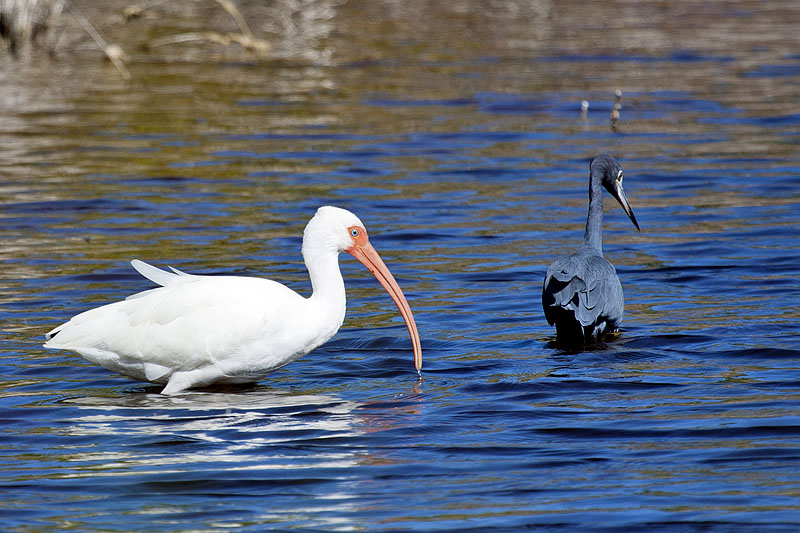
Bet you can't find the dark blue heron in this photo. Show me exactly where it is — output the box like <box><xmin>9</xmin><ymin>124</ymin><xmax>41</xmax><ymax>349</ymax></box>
<box><xmin>542</xmin><ymin>154</ymin><xmax>640</xmax><ymax>345</ymax></box>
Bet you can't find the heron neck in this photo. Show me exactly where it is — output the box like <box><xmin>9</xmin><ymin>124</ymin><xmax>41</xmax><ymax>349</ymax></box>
<box><xmin>582</xmin><ymin>178</ymin><xmax>604</xmax><ymax>254</ymax></box>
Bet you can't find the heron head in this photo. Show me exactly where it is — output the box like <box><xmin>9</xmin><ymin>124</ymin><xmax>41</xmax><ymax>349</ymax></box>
<box><xmin>592</xmin><ymin>154</ymin><xmax>640</xmax><ymax>231</ymax></box>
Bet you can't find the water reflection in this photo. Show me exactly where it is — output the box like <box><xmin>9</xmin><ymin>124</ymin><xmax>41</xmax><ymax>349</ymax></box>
<box><xmin>57</xmin><ymin>390</ymin><xmax>363</xmax><ymax>467</ymax></box>
<box><xmin>0</xmin><ymin>370</ymin><xmax>431</xmax><ymax>525</ymax></box>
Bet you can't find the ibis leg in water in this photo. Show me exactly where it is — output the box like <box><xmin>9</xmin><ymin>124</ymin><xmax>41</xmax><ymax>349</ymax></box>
<box><xmin>542</xmin><ymin>154</ymin><xmax>640</xmax><ymax>346</ymax></box>
<box><xmin>44</xmin><ymin>206</ymin><xmax>422</xmax><ymax>395</ymax></box>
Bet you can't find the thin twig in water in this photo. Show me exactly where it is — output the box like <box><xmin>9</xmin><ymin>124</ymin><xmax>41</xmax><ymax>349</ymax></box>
<box><xmin>214</xmin><ymin>0</ymin><xmax>253</xmax><ymax>40</ymax></box>
<box><xmin>213</xmin><ymin>0</ymin><xmax>268</xmax><ymax>55</ymax></box>
<box><xmin>147</xmin><ymin>32</ymin><xmax>228</xmax><ymax>49</ymax></box>
<box><xmin>143</xmin><ymin>0</ymin><xmax>268</xmax><ymax>56</ymax></box>
<box><xmin>68</xmin><ymin>4</ymin><xmax>130</xmax><ymax>79</ymax></box>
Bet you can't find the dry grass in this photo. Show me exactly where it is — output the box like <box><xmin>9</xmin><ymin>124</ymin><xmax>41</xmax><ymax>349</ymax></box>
<box><xmin>1</xmin><ymin>0</ymin><xmax>270</xmax><ymax>77</ymax></box>
<box><xmin>0</xmin><ymin>0</ymin><xmax>66</xmax><ymax>55</ymax></box>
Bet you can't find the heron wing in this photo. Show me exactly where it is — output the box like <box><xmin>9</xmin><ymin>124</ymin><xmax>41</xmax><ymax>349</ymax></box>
<box><xmin>542</xmin><ymin>252</ymin><xmax>624</xmax><ymax>330</ymax></box>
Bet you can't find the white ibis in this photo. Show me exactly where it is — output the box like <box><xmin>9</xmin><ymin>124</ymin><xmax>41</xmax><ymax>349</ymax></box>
<box><xmin>44</xmin><ymin>206</ymin><xmax>422</xmax><ymax>394</ymax></box>
<box><xmin>542</xmin><ymin>155</ymin><xmax>640</xmax><ymax>345</ymax></box>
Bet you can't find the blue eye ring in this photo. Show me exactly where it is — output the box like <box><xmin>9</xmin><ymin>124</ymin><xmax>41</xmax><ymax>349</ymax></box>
<box><xmin>350</xmin><ymin>228</ymin><xmax>360</xmax><ymax>237</ymax></box>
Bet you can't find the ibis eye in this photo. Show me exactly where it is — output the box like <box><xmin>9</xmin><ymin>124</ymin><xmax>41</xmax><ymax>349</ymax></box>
<box><xmin>350</xmin><ymin>228</ymin><xmax>360</xmax><ymax>237</ymax></box>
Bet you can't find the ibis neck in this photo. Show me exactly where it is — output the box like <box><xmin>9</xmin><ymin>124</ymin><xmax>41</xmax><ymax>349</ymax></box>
<box><xmin>303</xmin><ymin>245</ymin><xmax>347</xmax><ymax>314</ymax></box>
<box><xmin>582</xmin><ymin>178</ymin><xmax>604</xmax><ymax>254</ymax></box>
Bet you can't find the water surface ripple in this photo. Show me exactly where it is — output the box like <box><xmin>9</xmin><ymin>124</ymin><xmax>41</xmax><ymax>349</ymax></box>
<box><xmin>1</xmin><ymin>1</ymin><xmax>799</xmax><ymax>530</ymax></box>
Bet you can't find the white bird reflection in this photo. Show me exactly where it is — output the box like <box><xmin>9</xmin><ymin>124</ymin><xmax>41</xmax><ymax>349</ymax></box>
<box><xmin>40</xmin><ymin>384</ymin><xmax>424</xmax><ymax>529</ymax></box>
<box><xmin>58</xmin><ymin>389</ymin><xmax>365</xmax><ymax>476</ymax></box>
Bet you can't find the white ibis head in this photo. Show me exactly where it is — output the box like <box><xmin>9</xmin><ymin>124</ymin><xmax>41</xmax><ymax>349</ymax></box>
<box><xmin>304</xmin><ymin>206</ymin><xmax>423</xmax><ymax>372</ymax></box>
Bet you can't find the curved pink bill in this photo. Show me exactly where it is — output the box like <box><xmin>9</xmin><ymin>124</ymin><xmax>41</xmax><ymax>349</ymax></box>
<box><xmin>347</xmin><ymin>238</ymin><xmax>422</xmax><ymax>373</ymax></box>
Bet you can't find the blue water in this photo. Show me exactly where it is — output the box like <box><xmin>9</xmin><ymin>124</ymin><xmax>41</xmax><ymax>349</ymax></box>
<box><xmin>2</xmin><ymin>1</ymin><xmax>800</xmax><ymax>530</ymax></box>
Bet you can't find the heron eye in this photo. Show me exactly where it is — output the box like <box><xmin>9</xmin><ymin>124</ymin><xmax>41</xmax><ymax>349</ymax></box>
<box><xmin>350</xmin><ymin>228</ymin><xmax>360</xmax><ymax>237</ymax></box>
<box><xmin>617</xmin><ymin>170</ymin><xmax>623</xmax><ymax>183</ymax></box>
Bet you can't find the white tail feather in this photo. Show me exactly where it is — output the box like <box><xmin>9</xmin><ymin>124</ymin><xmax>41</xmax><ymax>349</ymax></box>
<box><xmin>131</xmin><ymin>259</ymin><xmax>184</xmax><ymax>287</ymax></box>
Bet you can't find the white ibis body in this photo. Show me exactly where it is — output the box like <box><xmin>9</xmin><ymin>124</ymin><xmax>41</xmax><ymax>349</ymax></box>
<box><xmin>542</xmin><ymin>155</ymin><xmax>640</xmax><ymax>345</ymax></box>
<box><xmin>44</xmin><ymin>206</ymin><xmax>422</xmax><ymax>394</ymax></box>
